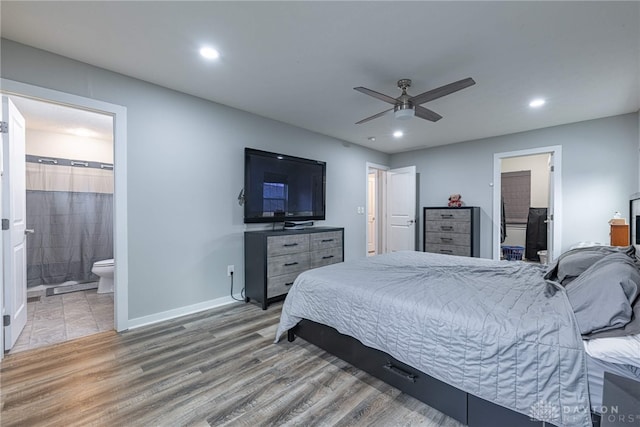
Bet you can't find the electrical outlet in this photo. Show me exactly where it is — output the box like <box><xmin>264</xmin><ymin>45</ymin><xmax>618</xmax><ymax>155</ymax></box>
<box><xmin>227</xmin><ymin>265</ymin><xmax>234</xmax><ymax>276</ymax></box>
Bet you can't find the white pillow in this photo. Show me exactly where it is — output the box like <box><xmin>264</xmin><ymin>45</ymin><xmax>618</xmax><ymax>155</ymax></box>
<box><xmin>583</xmin><ymin>334</ymin><xmax>640</xmax><ymax>367</ymax></box>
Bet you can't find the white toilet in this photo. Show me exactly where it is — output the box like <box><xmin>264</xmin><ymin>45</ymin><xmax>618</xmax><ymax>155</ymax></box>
<box><xmin>92</xmin><ymin>259</ymin><xmax>114</xmax><ymax>293</ymax></box>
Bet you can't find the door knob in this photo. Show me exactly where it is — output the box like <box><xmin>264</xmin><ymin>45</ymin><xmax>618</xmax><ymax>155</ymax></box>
<box><xmin>25</xmin><ymin>229</ymin><xmax>35</xmax><ymax>235</ymax></box>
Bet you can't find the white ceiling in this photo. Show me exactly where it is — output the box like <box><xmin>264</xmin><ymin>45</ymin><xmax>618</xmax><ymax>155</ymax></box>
<box><xmin>1</xmin><ymin>1</ymin><xmax>639</xmax><ymax>154</ymax></box>
<box><xmin>9</xmin><ymin>96</ymin><xmax>113</xmax><ymax>141</ymax></box>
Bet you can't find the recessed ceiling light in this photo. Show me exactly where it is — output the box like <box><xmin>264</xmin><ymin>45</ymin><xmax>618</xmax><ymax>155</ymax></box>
<box><xmin>393</xmin><ymin>131</ymin><xmax>403</xmax><ymax>138</ymax></box>
<box><xmin>529</xmin><ymin>98</ymin><xmax>546</xmax><ymax>108</ymax></box>
<box><xmin>368</xmin><ymin>136</ymin><xmax>376</xmax><ymax>142</ymax></box>
<box><xmin>199</xmin><ymin>47</ymin><xmax>220</xmax><ymax>60</ymax></box>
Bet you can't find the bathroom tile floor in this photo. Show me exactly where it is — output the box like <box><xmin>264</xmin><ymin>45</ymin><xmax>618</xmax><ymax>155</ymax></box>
<box><xmin>9</xmin><ymin>285</ymin><xmax>114</xmax><ymax>354</ymax></box>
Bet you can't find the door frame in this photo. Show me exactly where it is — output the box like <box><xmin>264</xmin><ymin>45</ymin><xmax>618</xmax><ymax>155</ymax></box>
<box><xmin>0</xmin><ymin>78</ymin><xmax>129</xmax><ymax>341</ymax></box>
<box><xmin>365</xmin><ymin>162</ymin><xmax>389</xmax><ymax>256</ymax></box>
<box><xmin>492</xmin><ymin>145</ymin><xmax>562</xmax><ymax>261</ymax></box>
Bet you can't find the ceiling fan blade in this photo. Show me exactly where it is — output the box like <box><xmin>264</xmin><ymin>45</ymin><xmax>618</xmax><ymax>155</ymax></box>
<box><xmin>409</xmin><ymin>77</ymin><xmax>476</xmax><ymax>106</ymax></box>
<box><xmin>355</xmin><ymin>108</ymin><xmax>394</xmax><ymax>124</ymax></box>
<box><xmin>414</xmin><ymin>106</ymin><xmax>443</xmax><ymax>122</ymax></box>
<box><xmin>354</xmin><ymin>87</ymin><xmax>398</xmax><ymax>105</ymax></box>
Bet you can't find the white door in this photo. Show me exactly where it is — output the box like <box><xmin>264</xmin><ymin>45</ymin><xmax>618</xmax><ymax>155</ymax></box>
<box><xmin>546</xmin><ymin>154</ymin><xmax>555</xmax><ymax>261</ymax></box>
<box><xmin>367</xmin><ymin>172</ymin><xmax>377</xmax><ymax>255</ymax></box>
<box><xmin>386</xmin><ymin>166</ymin><xmax>417</xmax><ymax>252</ymax></box>
<box><xmin>2</xmin><ymin>96</ymin><xmax>28</xmax><ymax>351</ymax></box>
<box><xmin>0</xmin><ymin>100</ymin><xmax>3</xmax><ymax>357</ymax></box>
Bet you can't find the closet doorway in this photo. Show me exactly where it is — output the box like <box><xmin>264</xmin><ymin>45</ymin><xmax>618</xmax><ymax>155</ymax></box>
<box><xmin>492</xmin><ymin>146</ymin><xmax>562</xmax><ymax>262</ymax></box>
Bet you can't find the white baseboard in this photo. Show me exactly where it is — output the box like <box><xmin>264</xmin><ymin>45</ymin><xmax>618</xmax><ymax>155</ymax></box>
<box><xmin>127</xmin><ymin>293</ymin><xmax>244</xmax><ymax>330</ymax></box>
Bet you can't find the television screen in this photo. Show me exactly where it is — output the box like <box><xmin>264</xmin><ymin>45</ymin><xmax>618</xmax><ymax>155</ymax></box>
<box><xmin>244</xmin><ymin>148</ymin><xmax>326</xmax><ymax>223</ymax></box>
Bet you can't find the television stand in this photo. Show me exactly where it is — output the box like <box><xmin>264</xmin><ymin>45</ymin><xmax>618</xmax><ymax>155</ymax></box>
<box><xmin>244</xmin><ymin>227</ymin><xmax>344</xmax><ymax>309</ymax></box>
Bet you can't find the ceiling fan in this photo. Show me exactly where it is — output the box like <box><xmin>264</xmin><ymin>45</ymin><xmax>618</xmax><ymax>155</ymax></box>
<box><xmin>353</xmin><ymin>77</ymin><xmax>476</xmax><ymax>124</ymax></box>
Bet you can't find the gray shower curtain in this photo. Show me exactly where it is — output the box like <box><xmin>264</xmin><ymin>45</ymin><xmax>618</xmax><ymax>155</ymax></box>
<box><xmin>25</xmin><ymin>156</ymin><xmax>114</xmax><ymax>287</ymax></box>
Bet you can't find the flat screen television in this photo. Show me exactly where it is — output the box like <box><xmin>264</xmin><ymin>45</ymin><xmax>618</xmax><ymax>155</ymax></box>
<box><xmin>244</xmin><ymin>148</ymin><xmax>326</xmax><ymax>223</ymax></box>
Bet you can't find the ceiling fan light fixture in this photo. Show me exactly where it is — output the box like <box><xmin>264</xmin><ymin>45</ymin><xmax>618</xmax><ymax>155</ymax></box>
<box><xmin>354</xmin><ymin>77</ymin><xmax>475</xmax><ymax>125</ymax></box>
<box><xmin>394</xmin><ymin>107</ymin><xmax>414</xmax><ymax>120</ymax></box>
<box><xmin>393</xmin><ymin>130</ymin><xmax>404</xmax><ymax>138</ymax></box>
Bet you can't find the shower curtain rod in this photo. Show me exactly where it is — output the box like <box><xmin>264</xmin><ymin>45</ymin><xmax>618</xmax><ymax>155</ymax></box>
<box><xmin>26</xmin><ymin>155</ymin><xmax>113</xmax><ymax>171</ymax></box>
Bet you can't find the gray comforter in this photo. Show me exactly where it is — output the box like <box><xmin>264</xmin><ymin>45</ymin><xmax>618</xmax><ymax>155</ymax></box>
<box><xmin>275</xmin><ymin>251</ymin><xmax>592</xmax><ymax>427</ymax></box>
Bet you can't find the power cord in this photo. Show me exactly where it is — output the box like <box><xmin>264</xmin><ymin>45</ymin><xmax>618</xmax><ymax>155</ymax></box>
<box><xmin>230</xmin><ymin>271</ymin><xmax>245</xmax><ymax>302</ymax></box>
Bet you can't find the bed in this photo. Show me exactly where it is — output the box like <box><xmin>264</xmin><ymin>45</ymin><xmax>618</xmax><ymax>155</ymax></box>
<box><xmin>275</xmin><ymin>249</ymin><xmax>640</xmax><ymax>427</ymax></box>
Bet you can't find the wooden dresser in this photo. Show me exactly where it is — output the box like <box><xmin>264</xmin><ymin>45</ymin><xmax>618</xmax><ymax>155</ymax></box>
<box><xmin>423</xmin><ymin>207</ymin><xmax>480</xmax><ymax>257</ymax></box>
<box><xmin>244</xmin><ymin>227</ymin><xmax>344</xmax><ymax>309</ymax></box>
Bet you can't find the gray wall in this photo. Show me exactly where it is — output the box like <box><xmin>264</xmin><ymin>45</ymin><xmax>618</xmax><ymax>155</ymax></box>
<box><xmin>391</xmin><ymin>113</ymin><xmax>640</xmax><ymax>258</ymax></box>
<box><xmin>1</xmin><ymin>40</ymin><xmax>389</xmax><ymax>319</ymax></box>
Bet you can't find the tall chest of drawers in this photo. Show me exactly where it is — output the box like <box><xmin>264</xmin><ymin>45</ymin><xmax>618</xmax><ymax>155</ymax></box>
<box><xmin>423</xmin><ymin>207</ymin><xmax>480</xmax><ymax>257</ymax></box>
<box><xmin>244</xmin><ymin>227</ymin><xmax>344</xmax><ymax>309</ymax></box>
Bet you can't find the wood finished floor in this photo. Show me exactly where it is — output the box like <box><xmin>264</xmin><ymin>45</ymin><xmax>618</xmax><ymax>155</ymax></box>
<box><xmin>0</xmin><ymin>301</ymin><xmax>463</xmax><ymax>427</ymax></box>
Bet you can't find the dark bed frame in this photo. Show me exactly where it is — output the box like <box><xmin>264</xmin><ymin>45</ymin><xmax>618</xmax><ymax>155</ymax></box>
<box><xmin>288</xmin><ymin>319</ymin><xmax>601</xmax><ymax>427</ymax></box>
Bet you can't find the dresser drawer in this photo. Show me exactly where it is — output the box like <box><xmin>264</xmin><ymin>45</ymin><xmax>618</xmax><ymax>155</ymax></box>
<box><xmin>267</xmin><ymin>234</ymin><xmax>309</xmax><ymax>256</ymax></box>
<box><xmin>267</xmin><ymin>252</ymin><xmax>310</xmax><ymax>277</ymax></box>
<box><xmin>425</xmin><ymin>221</ymin><xmax>471</xmax><ymax>234</ymax></box>
<box><xmin>424</xmin><ymin>243</ymin><xmax>470</xmax><ymax>257</ymax></box>
<box><xmin>425</xmin><ymin>209</ymin><xmax>470</xmax><ymax>222</ymax></box>
<box><xmin>267</xmin><ymin>272</ymin><xmax>300</xmax><ymax>297</ymax></box>
<box><xmin>423</xmin><ymin>207</ymin><xmax>479</xmax><ymax>258</ymax></box>
<box><xmin>310</xmin><ymin>247</ymin><xmax>343</xmax><ymax>268</ymax></box>
<box><xmin>245</xmin><ymin>227</ymin><xmax>345</xmax><ymax>309</ymax></box>
<box><xmin>424</xmin><ymin>232</ymin><xmax>470</xmax><ymax>246</ymax></box>
<box><xmin>310</xmin><ymin>231</ymin><xmax>343</xmax><ymax>251</ymax></box>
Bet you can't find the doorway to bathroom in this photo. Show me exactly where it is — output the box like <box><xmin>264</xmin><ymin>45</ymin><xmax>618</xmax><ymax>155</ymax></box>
<box><xmin>5</xmin><ymin>95</ymin><xmax>115</xmax><ymax>354</ymax></box>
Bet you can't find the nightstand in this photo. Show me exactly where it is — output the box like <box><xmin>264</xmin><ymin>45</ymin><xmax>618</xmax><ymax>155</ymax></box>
<box><xmin>610</xmin><ymin>224</ymin><xmax>630</xmax><ymax>246</ymax></box>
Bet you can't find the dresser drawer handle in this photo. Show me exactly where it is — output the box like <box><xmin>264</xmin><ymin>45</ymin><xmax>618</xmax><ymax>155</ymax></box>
<box><xmin>285</xmin><ymin>282</ymin><xmax>294</xmax><ymax>286</ymax></box>
<box><xmin>321</xmin><ymin>238</ymin><xmax>335</xmax><ymax>242</ymax></box>
<box><xmin>284</xmin><ymin>262</ymin><xmax>299</xmax><ymax>267</ymax></box>
<box><xmin>322</xmin><ymin>255</ymin><xmax>334</xmax><ymax>259</ymax></box>
<box><xmin>440</xmin><ymin>214</ymin><xmax>454</xmax><ymax>219</ymax></box>
<box><xmin>283</xmin><ymin>243</ymin><xmax>299</xmax><ymax>247</ymax></box>
<box><xmin>383</xmin><ymin>363</ymin><xmax>417</xmax><ymax>383</ymax></box>
<box><xmin>440</xmin><ymin>226</ymin><xmax>454</xmax><ymax>231</ymax></box>
<box><xmin>439</xmin><ymin>249</ymin><xmax>453</xmax><ymax>254</ymax></box>
<box><xmin>440</xmin><ymin>237</ymin><xmax>453</xmax><ymax>242</ymax></box>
